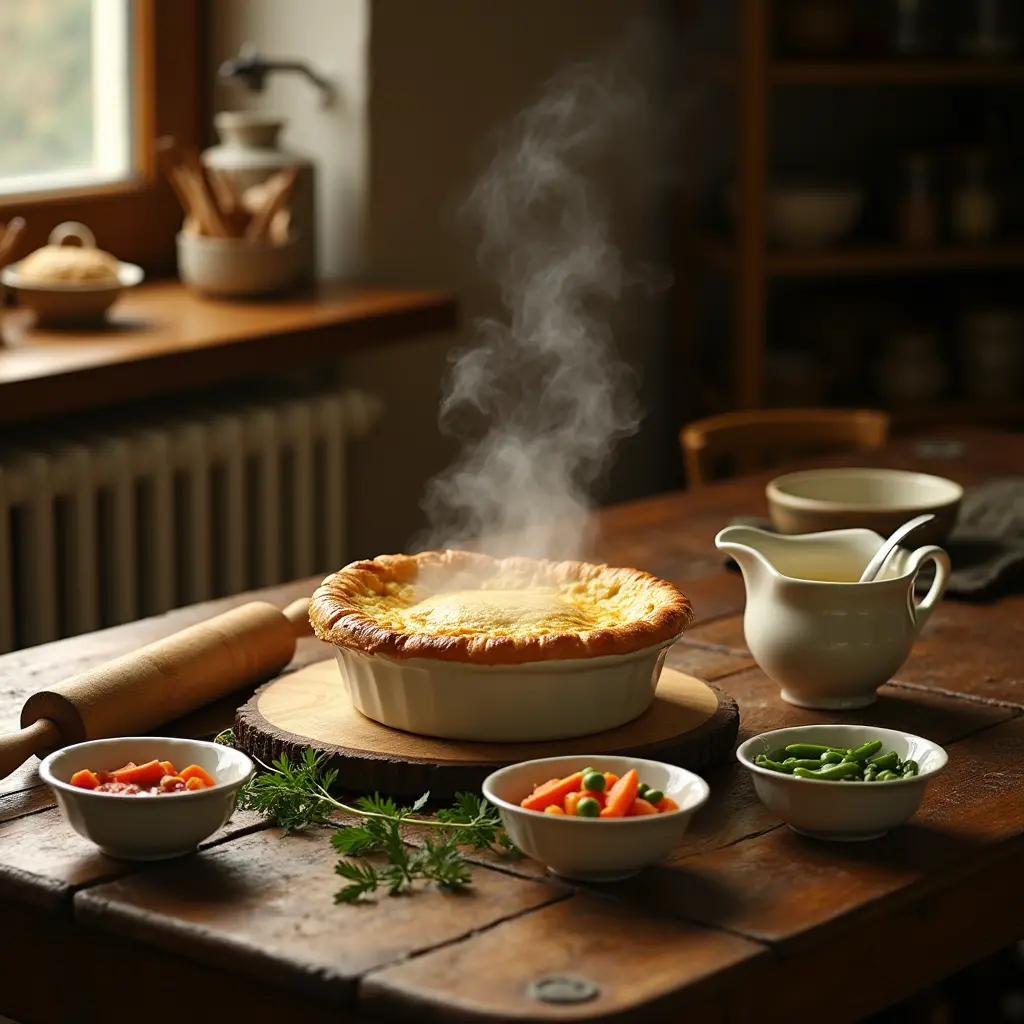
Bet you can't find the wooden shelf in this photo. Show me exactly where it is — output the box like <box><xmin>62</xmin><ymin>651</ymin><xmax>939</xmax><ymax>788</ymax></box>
<box><xmin>697</xmin><ymin>238</ymin><xmax>1024</xmax><ymax>277</ymax></box>
<box><xmin>771</xmin><ymin>60</ymin><xmax>1024</xmax><ymax>85</ymax></box>
<box><xmin>0</xmin><ymin>280</ymin><xmax>459</xmax><ymax>426</ymax></box>
<box><xmin>889</xmin><ymin>400</ymin><xmax>1024</xmax><ymax>428</ymax></box>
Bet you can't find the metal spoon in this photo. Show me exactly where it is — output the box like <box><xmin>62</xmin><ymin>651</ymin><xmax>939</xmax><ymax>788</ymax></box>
<box><xmin>857</xmin><ymin>513</ymin><xmax>936</xmax><ymax>584</ymax></box>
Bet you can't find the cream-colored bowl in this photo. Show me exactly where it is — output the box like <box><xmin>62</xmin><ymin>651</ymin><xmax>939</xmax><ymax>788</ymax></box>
<box><xmin>767</xmin><ymin>468</ymin><xmax>962</xmax><ymax>544</ymax></box>
<box><xmin>333</xmin><ymin>633</ymin><xmax>681</xmax><ymax>743</ymax></box>
<box><xmin>767</xmin><ymin>187</ymin><xmax>863</xmax><ymax>249</ymax></box>
<box><xmin>1</xmin><ymin>259</ymin><xmax>143</xmax><ymax>325</ymax></box>
<box><xmin>736</xmin><ymin>725</ymin><xmax>947</xmax><ymax>841</ymax></box>
<box><xmin>177</xmin><ymin>231</ymin><xmax>301</xmax><ymax>297</ymax></box>
<box><xmin>483</xmin><ymin>754</ymin><xmax>710</xmax><ymax>881</ymax></box>
<box><xmin>40</xmin><ymin>737</ymin><xmax>253</xmax><ymax>861</ymax></box>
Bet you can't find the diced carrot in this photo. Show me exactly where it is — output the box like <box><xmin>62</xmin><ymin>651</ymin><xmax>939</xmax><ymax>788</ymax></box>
<box><xmin>656</xmin><ymin>796</ymin><xmax>680</xmax><ymax>813</ymax></box>
<box><xmin>544</xmin><ymin>804</ymin><xmax>565</xmax><ymax>815</ymax></box>
<box><xmin>628</xmin><ymin>797</ymin><xmax>659</xmax><ymax>816</ymax></box>
<box><xmin>159</xmin><ymin>760</ymin><xmax>177</xmax><ymax>777</ymax></box>
<box><xmin>600</xmin><ymin>769</ymin><xmax>639</xmax><ymax>818</ymax></box>
<box><xmin>564</xmin><ymin>791</ymin><xmax>582</xmax><ymax>816</ymax></box>
<box><xmin>185</xmin><ymin>777</ymin><xmax>207</xmax><ymax>791</ymax></box>
<box><xmin>603</xmin><ymin>772</ymin><xmax>619</xmax><ymax>789</ymax></box>
<box><xmin>160</xmin><ymin>775</ymin><xmax>186</xmax><ymax>793</ymax></box>
<box><xmin>579</xmin><ymin>788</ymin><xmax>605</xmax><ymax>808</ymax></box>
<box><xmin>111</xmin><ymin>760</ymin><xmax>166</xmax><ymax>786</ymax></box>
<box><xmin>70</xmin><ymin>769</ymin><xmax>100</xmax><ymax>790</ymax></box>
<box><xmin>520</xmin><ymin>771</ymin><xmax>585</xmax><ymax>811</ymax></box>
<box><xmin>179</xmin><ymin>764</ymin><xmax>216</xmax><ymax>787</ymax></box>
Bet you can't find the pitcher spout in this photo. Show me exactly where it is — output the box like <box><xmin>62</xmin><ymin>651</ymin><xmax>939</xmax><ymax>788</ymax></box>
<box><xmin>713</xmin><ymin>525</ymin><xmax>780</xmax><ymax>585</ymax></box>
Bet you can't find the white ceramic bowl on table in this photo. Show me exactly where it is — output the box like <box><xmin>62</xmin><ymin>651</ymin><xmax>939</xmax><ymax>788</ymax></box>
<box><xmin>39</xmin><ymin>737</ymin><xmax>254</xmax><ymax>861</ymax></box>
<box><xmin>483</xmin><ymin>754</ymin><xmax>710</xmax><ymax>881</ymax></box>
<box><xmin>767</xmin><ymin>467</ymin><xmax>963</xmax><ymax>545</ymax></box>
<box><xmin>736</xmin><ymin>725</ymin><xmax>947</xmax><ymax>841</ymax></box>
<box><xmin>335</xmin><ymin>636</ymin><xmax>679</xmax><ymax>743</ymax></box>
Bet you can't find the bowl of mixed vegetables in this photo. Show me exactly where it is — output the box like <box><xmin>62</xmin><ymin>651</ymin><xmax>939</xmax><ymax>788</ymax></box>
<box><xmin>40</xmin><ymin>736</ymin><xmax>254</xmax><ymax>861</ymax></box>
<box><xmin>736</xmin><ymin>724</ymin><xmax>947</xmax><ymax>841</ymax></box>
<box><xmin>483</xmin><ymin>755</ymin><xmax>709</xmax><ymax>881</ymax></box>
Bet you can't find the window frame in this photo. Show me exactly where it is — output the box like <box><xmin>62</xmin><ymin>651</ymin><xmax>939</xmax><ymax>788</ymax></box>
<box><xmin>0</xmin><ymin>0</ymin><xmax>204</xmax><ymax>276</ymax></box>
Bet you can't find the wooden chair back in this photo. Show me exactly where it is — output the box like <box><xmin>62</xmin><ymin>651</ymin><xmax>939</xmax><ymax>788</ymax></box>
<box><xmin>680</xmin><ymin>408</ymin><xmax>890</xmax><ymax>488</ymax></box>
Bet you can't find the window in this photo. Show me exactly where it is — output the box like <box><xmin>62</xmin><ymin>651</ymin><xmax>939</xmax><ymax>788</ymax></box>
<box><xmin>0</xmin><ymin>0</ymin><xmax>203</xmax><ymax>274</ymax></box>
<box><xmin>0</xmin><ymin>0</ymin><xmax>133</xmax><ymax>197</ymax></box>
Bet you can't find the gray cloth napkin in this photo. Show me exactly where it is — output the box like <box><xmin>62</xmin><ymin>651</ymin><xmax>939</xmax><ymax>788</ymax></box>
<box><xmin>722</xmin><ymin>477</ymin><xmax>1024</xmax><ymax>599</ymax></box>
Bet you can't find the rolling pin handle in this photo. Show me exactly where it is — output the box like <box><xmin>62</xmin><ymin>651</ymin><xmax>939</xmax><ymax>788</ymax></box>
<box><xmin>0</xmin><ymin>717</ymin><xmax>62</xmax><ymax>780</ymax></box>
<box><xmin>282</xmin><ymin>597</ymin><xmax>313</xmax><ymax>638</ymax></box>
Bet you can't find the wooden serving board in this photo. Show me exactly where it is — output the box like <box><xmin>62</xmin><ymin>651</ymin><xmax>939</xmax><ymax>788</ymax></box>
<box><xmin>234</xmin><ymin>660</ymin><xmax>739</xmax><ymax>797</ymax></box>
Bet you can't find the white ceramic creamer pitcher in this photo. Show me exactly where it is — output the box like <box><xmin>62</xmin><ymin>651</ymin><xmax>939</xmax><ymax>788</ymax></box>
<box><xmin>715</xmin><ymin>526</ymin><xmax>951</xmax><ymax>709</ymax></box>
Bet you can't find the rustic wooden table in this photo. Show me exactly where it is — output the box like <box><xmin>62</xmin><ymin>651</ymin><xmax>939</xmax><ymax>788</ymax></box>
<box><xmin>1</xmin><ymin>428</ymin><xmax>1021</xmax><ymax>1023</ymax></box>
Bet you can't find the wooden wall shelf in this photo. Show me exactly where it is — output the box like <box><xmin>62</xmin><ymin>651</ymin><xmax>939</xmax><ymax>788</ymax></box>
<box><xmin>701</xmin><ymin>239</ymin><xmax>1024</xmax><ymax>277</ymax></box>
<box><xmin>771</xmin><ymin>61</ymin><xmax>1024</xmax><ymax>86</ymax></box>
<box><xmin>0</xmin><ymin>281</ymin><xmax>458</xmax><ymax>426</ymax></box>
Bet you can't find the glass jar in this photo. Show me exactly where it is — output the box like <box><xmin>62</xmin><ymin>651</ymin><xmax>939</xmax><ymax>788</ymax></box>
<box><xmin>897</xmin><ymin>153</ymin><xmax>940</xmax><ymax>247</ymax></box>
<box><xmin>951</xmin><ymin>150</ymin><xmax>998</xmax><ymax>244</ymax></box>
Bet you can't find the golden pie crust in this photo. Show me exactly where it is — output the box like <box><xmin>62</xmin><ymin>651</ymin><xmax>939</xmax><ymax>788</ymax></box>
<box><xmin>309</xmin><ymin>549</ymin><xmax>692</xmax><ymax>665</ymax></box>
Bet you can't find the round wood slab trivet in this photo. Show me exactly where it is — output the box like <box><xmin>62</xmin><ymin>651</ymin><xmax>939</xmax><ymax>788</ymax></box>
<box><xmin>235</xmin><ymin>661</ymin><xmax>739</xmax><ymax>798</ymax></box>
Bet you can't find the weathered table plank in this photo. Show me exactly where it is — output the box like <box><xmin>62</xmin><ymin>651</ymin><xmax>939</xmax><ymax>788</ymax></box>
<box><xmin>76</xmin><ymin>828</ymin><xmax>568</xmax><ymax>1007</ymax></box>
<box><xmin>360</xmin><ymin>894</ymin><xmax>765</xmax><ymax>1023</ymax></box>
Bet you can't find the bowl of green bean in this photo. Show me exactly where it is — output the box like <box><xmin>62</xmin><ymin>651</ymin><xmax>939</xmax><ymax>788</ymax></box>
<box><xmin>736</xmin><ymin>724</ymin><xmax>947</xmax><ymax>841</ymax></box>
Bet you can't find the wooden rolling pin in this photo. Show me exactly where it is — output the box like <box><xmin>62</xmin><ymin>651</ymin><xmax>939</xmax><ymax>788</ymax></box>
<box><xmin>0</xmin><ymin>598</ymin><xmax>313</xmax><ymax>779</ymax></box>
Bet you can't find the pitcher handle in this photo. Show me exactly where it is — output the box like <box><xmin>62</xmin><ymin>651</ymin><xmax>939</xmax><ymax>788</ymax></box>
<box><xmin>906</xmin><ymin>544</ymin><xmax>951</xmax><ymax>631</ymax></box>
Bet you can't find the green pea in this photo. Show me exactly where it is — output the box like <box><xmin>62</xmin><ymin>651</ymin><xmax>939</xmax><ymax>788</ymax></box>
<box><xmin>867</xmin><ymin>750</ymin><xmax>900</xmax><ymax>772</ymax></box>
<box><xmin>901</xmin><ymin>760</ymin><xmax>920</xmax><ymax>778</ymax></box>
<box><xmin>644</xmin><ymin>789</ymin><xmax>664</xmax><ymax>805</ymax></box>
<box><xmin>848</xmin><ymin>740</ymin><xmax>883</xmax><ymax>763</ymax></box>
<box><xmin>783</xmin><ymin>758</ymin><xmax>829</xmax><ymax>770</ymax></box>
<box><xmin>582</xmin><ymin>771</ymin><xmax>606</xmax><ymax>793</ymax></box>
<box><xmin>820</xmin><ymin>750</ymin><xmax>845</xmax><ymax>764</ymax></box>
<box><xmin>576</xmin><ymin>797</ymin><xmax>601</xmax><ymax>817</ymax></box>
<box><xmin>784</xmin><ymin>743</ymin><xmax>832</xmax><ymax>759</ymax></box>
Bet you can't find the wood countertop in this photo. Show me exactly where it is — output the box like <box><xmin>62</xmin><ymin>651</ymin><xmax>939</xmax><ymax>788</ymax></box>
<box><xmin>0</xmin><ymin>427</ymin><xmax>1021</xmax><ymax>1022</ymax></box>
<box><xmin>0</xmin><ymin>280</ymin><xmax>458</xmax><ymax>426</ymax></box>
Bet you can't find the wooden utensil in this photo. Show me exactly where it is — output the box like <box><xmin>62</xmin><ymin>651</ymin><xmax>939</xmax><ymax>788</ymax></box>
<box><xmin>0</xmin><ymin>598</ymin><xmax>313</xmax><ymax>779</ymax></box>
<box><xmin>245</xmin><ymin>167</ymin><xmax>300</xmax><ymax>241</ymax></box>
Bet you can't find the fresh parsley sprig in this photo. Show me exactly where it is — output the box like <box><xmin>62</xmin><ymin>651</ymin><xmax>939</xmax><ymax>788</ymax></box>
<box><xmin>229</xmin><ymin>740</ymin><xmax>519</xmax><ymax>902</ymax></box>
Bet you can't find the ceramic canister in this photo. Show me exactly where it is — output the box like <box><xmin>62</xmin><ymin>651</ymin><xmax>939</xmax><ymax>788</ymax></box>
<box><xmin>202</xmin><ymin>111</ymin><xmax>317</xmax><ymax>283</ymax></box>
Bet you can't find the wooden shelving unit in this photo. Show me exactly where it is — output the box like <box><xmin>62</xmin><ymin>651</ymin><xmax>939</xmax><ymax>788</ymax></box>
<box><xmin>689</xmin><ymin>0</ymin><xmax>1024</xmax><ymax>423</ymax></box>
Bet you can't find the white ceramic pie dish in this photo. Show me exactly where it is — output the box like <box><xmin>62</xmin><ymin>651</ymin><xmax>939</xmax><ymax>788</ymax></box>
<box><xmin>333</xmin><ymin>632</ymin><xmax>682</xmax><ymax>742</ymax></box>
<box><xmin>40</xmin><ymin>736</ymin><xmax>253</xmax><ymax>861</ymax></box>
<box><xmin>483</xmin><ymin>754</ymin><xmax>710</xmax><ymax>881</ymax></box>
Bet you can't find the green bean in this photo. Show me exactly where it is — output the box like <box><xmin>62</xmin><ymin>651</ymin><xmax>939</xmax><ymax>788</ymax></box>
<box><xmin>867</xmin><ymin>750</ymin><xmax>900</xmax><ymax>772</ymax></box>
<box><xmin>875</xmin><ymin>770</ymin><xmax>899</xmax><ymax>781</ymax></box>
<box><xmin>819</xmin><ymin>750</ymin><xmax>845</xmax><ymax>764</ymax></box>
<box><xmin>793</xmin><ymin>761</ymin><xmax>863</xmax><ymax>781</ymax></box>
<box><xmin>864</xmin><ymin>765</ymin><xmax>879</xmax><ymax>782</ymax></box>
<box><xmin>782</xmin><ymin>758</ymin><xmax>830</xmax><ymax>770</ymax></box>
<box><xmin>847</xmin><ymin>740</ymin><xmax>883</xmax><ymax>763</ymax></box>
<box><xmin>755</xmin><ymin>757</ymin><xmax>794</xmax><ymax>773</ymax></box>
<box><xmin>784</xmin><ymin>743</ymin><xmax>833</xmax><ymax>759</ymax></box>
<box><xmin>901</xmin><ymin>760</ymin><xmax>919</xmax><ymax>778</ymax></box>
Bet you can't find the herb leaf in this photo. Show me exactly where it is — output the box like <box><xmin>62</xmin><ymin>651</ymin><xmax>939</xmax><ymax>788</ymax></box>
<box><xmin>334</xmin><ymin>861</ymin><xmax>380</xmax><ymax>903</ymax></box>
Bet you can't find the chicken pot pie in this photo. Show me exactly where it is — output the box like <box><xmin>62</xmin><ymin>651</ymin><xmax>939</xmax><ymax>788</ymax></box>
<box><xmin>310</xmin><ymin>550</ymin><xmax>693</xmax><ymax>666</ymax></box>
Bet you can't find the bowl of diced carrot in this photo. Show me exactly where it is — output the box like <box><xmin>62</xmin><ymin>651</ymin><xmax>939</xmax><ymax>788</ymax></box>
<box><xmin>39</xmin><ymin>736</ymin><xmax>254</xmax><ymax>861</ymax></box>
<box><xmin>482</xmin><ymin>755</ymin><xmax>710</xmax><ymax>881</ymax></box>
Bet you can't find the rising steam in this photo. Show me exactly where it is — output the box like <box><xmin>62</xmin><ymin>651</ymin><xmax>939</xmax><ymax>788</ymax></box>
<box><xmin>419</xmin><ymin>43</ymin><xmax>664</xmax><ymax>561</ymax></box>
